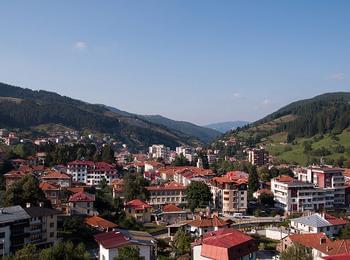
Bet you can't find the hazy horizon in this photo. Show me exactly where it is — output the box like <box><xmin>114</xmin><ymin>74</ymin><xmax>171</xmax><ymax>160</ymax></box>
<box><xmin>0</xmin><ymin>1</ymin><xmax>349</xmax><ymax>125</ymax></box>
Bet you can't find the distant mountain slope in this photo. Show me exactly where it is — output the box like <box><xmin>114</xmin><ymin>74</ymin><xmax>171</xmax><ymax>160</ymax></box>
<box><xmin>0</xmin><ymin>82</ymin><xmax>201</xmax><ymax>150</ymax></box>
<box><xmin>204</xmin><ymin>121</ymin><xmax>249</xmax><ymax>133</ymax></box>
<box><xmin>138</xmin><ymin>115</ymin><xmax>221</xmax><ymax>143</ymax></box>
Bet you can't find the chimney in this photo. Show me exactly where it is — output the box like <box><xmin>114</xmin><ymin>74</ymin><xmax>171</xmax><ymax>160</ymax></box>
<box><xmin>320</xmin><ymin>237</ymin><xmax>326</xmax><ymax>244</ymax></box>
<box><xmin>39</xmin><ymin>202</ymin><xmax>44</xmax><ymax>208</ymax></box>
<box><xmin>26</xmin><ymin>202</ymin><xmax>31</xmax><ymax>208</ymax></box>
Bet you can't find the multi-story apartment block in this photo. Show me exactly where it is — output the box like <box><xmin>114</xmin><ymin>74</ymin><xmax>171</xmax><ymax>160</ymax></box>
<box><xmin>24</xmin><ymin>205</ymin><xmax>59</xmax><ymax>248</ymax></box>
<box><xmin>68</xmin><ymin>191</ymin><xmax>95</xmax><ymax>216</ymax></box>
<box><xmin>176</xmin><ymin>146</ymin><xmax>195</xmax><ymax>162</ymax></box>
<box><xmin>0</xmin><ymin>206</ymin><xmax>30</xmax><ymax>257</ymax></box>
<box><xmin>271</xmin><ymin>172</ymin><xmax>345</xmax><ymax>214</ymax></box>
<box><xmin>146</xmin><ymin>182</ymin><xmax>187</xmax><ymax>206</ymax></box>
<box><xmin>148</xmin><ymin>144</ymin><xmax>170</xmax><ymax>160</ymax></box>
<box><xmin>67</xmin><ymin>160</ymin><xmax>118</xmax><ymax>186</ymax></box>
<box><xmin>299</xmin><ymin>166</ymin><xmax>345</xmax><ymax>206</ymax></box>
<box><xmin>247</xmin><ymin>148</ymin><xmax>269</xmax><ymax>166</ymax></box>
<box><xmin>210</xmin><ymin>171</ymin><xmax>248</xmax><ymax>214</ymax></box>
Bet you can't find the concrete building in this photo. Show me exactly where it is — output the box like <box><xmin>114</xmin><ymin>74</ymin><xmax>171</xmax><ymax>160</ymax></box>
<box><xmin>68</xmin><ymin>191</ymin><xmax>95</xmax><ymax>216</ymax></box>
<box><xmin>248</xmin><ymin>148</ymin><xmax>269</xmax><ymax>166</ymax></box>
<box><xmin>148</xmin><ymin>145</ymin><xmax>170</xmax><ymax>160</ymax></box>
<box><xmin>94</xmin><ymin>229</ymin><xmax>157</xmax><ymax>260</ymax></box>
<box><xmin>146</xmin><ymin>182</ymin><xmax>187</xmax><ymax>206</ymax></box>
<box><xmin>125</xmin><ymin>199</ymin><xmax>152</xmax><ymax>223</ymax></box>
<box><xmin>210</xmin><ymin>171</ymin><xmax>248</xmax><ymax>214</ymax></box>
<box><xmin>192</xmin><ymin>228</ymin><xmax>258</xmax><ymax>260</ymax></box>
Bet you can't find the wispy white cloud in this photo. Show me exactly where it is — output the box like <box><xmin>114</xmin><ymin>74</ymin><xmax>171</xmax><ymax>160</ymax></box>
<box><xmin>74</xmin><ymin>41</ymin><xmax>87</xmax><ymax>51</ymax></box>
<box><xmin>328</xmin><ymin>72</ymin><xmax>345</xmax><ymax>81</ymax></box>
<box><xmin>261</xmin><ymin>99</ymin><xmax>271</xmax><ymax>105</ymax></box>
<box><xmin>232</xmin><ymin>92</ymin><xmax>241</xmax><ymax>98</ymax></box>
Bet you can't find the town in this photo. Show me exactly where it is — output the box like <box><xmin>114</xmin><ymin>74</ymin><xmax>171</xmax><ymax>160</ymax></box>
<box><xmin>1</xmin><ymin>128</ymin><xmax>350</xmax><ymax>260</ymax></box>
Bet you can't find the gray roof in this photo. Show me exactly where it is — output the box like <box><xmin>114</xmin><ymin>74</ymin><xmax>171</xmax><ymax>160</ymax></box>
<box><xmin>291</xmin><ymin>213</ymin><xmax>331</xmax><ymax>228</ymax></box>
<box><xmin>0</xmin><ymin>206</ymin><xmax>31</xmax><ymax>224</ymax></box>
<box><xmin>24</xmin><ymin>207</ymin><xmax>61</xmax><ymax>218</ymax></box>
<box><xmin>116</xmin><ymin>229</ymin><xmax>157</xmax><ymax>246</ymax></box>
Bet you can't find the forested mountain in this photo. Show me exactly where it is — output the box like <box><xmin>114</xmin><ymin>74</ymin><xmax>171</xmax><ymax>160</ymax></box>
<box><xmin>204</xmin><ymin>121</ymin><xmax>249</xmax><ymax>133</ymax></box>
<box><xmin>224</xmin><ymin>92</ymin><xmax>350</xmax><ymax>166</ymax></box>
<box><xmin>0</xmin><ymin>82</ymin><xmax>206</xmax><ymax>150</ymax></box>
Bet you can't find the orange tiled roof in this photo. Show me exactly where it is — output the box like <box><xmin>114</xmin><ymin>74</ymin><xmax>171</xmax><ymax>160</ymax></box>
<box><xmin>39</xmin><ymin>182</ymin><xmax>59</xmax><ymax>190</ymax></box>
<box><xmin>146</xmin><ymin>182</ymin><xmax>186</xmax><ymax>191</ymax></box>
<box><xmin>275</xmin><ymin>175</ymin><xmax>295</xmax><ymax>183</ymax></box>
<box><xmin>289</xmin><ymin>233</ymin><xmax>350</xmax><ymax>256</ymax></box>
<box><xmin>163</xmin><ymin>204</ymin><xmax>184</xmax><ymax>213</ymax></box>
<box><xmin>41</xmin><ymin>171</ymin><xmax>71</xmax><ymax>179</ymax></box>
<box><xmin>125</xmin><ymin>199</ymin><xmax>151</xmax><ymax>210</ymax></box>
<box><xmin>85</xmin><ymin>215</ymin><xmax>118</xmax><ymax>230</ymax></box>
<box><xmin>188</xmin><ymin>216</ymin><xmax>228</xmax><ymax>228</ymax></box>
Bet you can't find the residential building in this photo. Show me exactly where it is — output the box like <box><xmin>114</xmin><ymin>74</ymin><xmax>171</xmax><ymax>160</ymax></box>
<box><xmin>186</xmin><ymin>214</ymin><xmax>230</xmax><ymax>237</ymax></box>
<box><xmin>278</xmin><ymin>233</ymin><xmax>350</xmax><ymax>260</ymax></box>
<box><xmin>210</xmin><ymin>171</ymin><xmax>248</xmax><ymax>214</ymax></box>
<box><xmin>24</xmin><ymin>205</ymin><xmax>60</xmax><ymax>248</ymax></box>
<box><xmin>68</xmin><ymin>191</ymin><xmax>95</xmax><ymax>216</ymax></box>
<box><xmin>94</xmin><ymin>229</ymin><xmax>157</xmax><ymax>260</ymax></box>
<box><xmin>157</xmin><ymin>204</ymin><xmax>187</xmax><ymax>224</ymax></box>
<box><xmin>125</xmin><ymin>199</ymin><xmax>152</xmax><ymax>223</ymax></box>
<box><xmin>0</xmin><ymin>206</ymin><xmax>30</xmax><ymax>256</ymax></box>
<box><xmin>192</xmin><ymin>228</ymin><xmax>258</xmax><ymax>260</ymax></box>
<box><xmin>67</xmin><ymin>160</ymin><xmax>118</xmax><ymax>186</ymax></box>
<box><xmin>148</xmin><ymin>144</ymin><xmax>170</xmax><ymax>160</ymax></box>
<box><xmin>39</xmin><ymin>182</ymin><xmax>61</xmax><ymax>207</ymax></box>
<box><xmin>248</xmin><ymin>148</ymin><xmax>269</xmax><ymax>166</ymax></box>
<box><xmin>271</xmin><ymin>175</ymin><xmax>334</xmax><ymax>214</ymax></box>
<box><xmin>41</xmin><ymin>171</ymin><xmax>71</xmax><ymax>188</ymax></box>
<box><xmin>84</xmin><ymin>215</ymin><xmax>118</xmax><ymax>232</ymax></box>
<box><xmin>290</xmin><ymin>213</ymin><xmax>348</xmax><ymax>237</ymax></box>
<box><xmin>146</xmin><ymin>182</ymin><xmax>187</xmax><ymax>206</ymax></box>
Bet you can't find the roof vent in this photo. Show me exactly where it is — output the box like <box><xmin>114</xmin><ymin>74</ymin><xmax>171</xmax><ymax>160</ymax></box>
<box><xmin>320</xmin><ymin>237</ymin><xmax>327</xmax><ymax>244</ymax></box>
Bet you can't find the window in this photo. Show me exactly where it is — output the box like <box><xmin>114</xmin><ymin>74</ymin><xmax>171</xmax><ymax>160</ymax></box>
<box><xmin>50</xmin><ymin>232</ymin><xmax>54</xmax><ymax>238</ymax></box>
<box><xmin>50</xmin><ymin>222</ymin><xmax>54</xmax><ymax>228</ymax></box>
<box><xmin>0</xmin><ymin>232</ymin><xmax>5</xmax><ymax>238</ymax></box>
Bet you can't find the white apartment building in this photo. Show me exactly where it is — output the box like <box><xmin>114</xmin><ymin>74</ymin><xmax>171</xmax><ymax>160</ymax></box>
<box><xmin>67</xmin><ymin>160</ymin><xmax>118</xmax><ymax>185</ymax></box>
<box><xmin>271</xmin><ymin>173</ymin><xmax>345</xmax><ymax>214</ymax></box>
<box><xmin>148</xmin><ymin>144</ymin><xmax>170</xmax><ymax>160</ymax></box>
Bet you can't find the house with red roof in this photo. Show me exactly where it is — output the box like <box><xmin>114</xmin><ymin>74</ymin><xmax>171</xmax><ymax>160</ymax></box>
<box><xmin>4</xmin><ymin>170</ymin><xmax>31</xmax><ymax>189</ymax></box>
<box><xmin>279</xmin><ymin>233</ymin><xmax>350</xmax><ymax>260</ymax></box>
<box><xmin>290</xmin><ymin>212</ymin><xmax>348</xmax><ymax>237</ymax></box>
<box><xmin>158</xmin><ymin>204</ymin><xmax>187</xmax><ymax>224</ymax></box>
<box><xmin>94</xmin><ymin>229</ymin><xmax>157</xmax><ymax>260</ymax></box>
<box><xmin>39</xmin><ymin>182</ymin><xmax>61</xmax><ymax>207</ymax></box>
<box><xmin>187</xmin><ymin>214</ymin><xmax>230</xmax><ymax>237</ymax></box>
<box><xmin>85</xmin><ymin>215</ymin><xmax>118</xmax><ymax>232</ymax></box>
<box><xmin>41</xmin><ymin>171</ymin><xmax>71</xmax><ymax>187</ymax></box>
<box><xmin>68</xmin><ymin>191</ymin><xmax>95</xmax><ymax>216</ymax></box>
<box><xmin>125</xmin><ymin>199</ymin><xmax>152</xmax><ymax>223</ymax></box>
<box><xmin>192</xmin><ymin>228</ymin><xmax>258</xmax><ymax>260</ymax></box>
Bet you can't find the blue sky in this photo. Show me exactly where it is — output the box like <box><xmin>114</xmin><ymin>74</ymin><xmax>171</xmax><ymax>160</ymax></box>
<box><xmin>0</xmin><ymin>1</ymin><xmax>349</xmax><ymax>125</ymax></box>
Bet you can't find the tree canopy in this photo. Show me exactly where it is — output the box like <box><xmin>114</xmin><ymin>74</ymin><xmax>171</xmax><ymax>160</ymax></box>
<box><xmin>185</xmin><ymin>181</ymin><xmax>212</xmax><ymax>212</ymax></box>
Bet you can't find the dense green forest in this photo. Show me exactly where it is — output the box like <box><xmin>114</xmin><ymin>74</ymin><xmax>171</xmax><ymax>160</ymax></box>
<box><xmin>0</xmin><ymin>82</ymin><xmax>199</xmax><ymax>150</ymax></box>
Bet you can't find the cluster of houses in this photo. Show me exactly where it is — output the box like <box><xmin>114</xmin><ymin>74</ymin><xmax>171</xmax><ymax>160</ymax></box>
<box><xmin>2</xmin><ymin>138</ymin><xmax>350</xmax><ymax>260</ymax></box>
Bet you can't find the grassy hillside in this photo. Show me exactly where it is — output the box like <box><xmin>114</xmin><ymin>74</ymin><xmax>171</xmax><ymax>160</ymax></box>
<box><xmin>223</xmin><ymin>92</ymin><xmax>350</xmax><ymax>166</ymax></box>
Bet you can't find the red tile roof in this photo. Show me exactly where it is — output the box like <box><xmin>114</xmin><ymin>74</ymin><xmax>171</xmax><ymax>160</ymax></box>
<box><xmin>197</xmin><ymin>228</ymin><xmax>257</xmax><ymax>260</ymax></box>
<box><xmin>324</xmin><ymin>213</ymin><xmax>349</xmax><ymax>226</ymax></box>
<box><xmin>289</xmin><ymin>233</ymin><xmax>350</xmax><ymax>256</ymax></box>
<box><xmin>41</xmin><ymin>171</ymin><xmax>71</xmax><ymax>179</ymax></box>
<box><xmin>94</xmin><ymin>231</ymin><xmax>130</xmax><ymax>249</ymax></box>
<box><xmin>163</xmin><ymin>204</ymin><xmax>184</xmax><ymax>213</ymax></box>
<box><xmin>85</xmin><ymin>215</ymin><xmax>118</xmax><ymax>230</ymax></box>
<box><xmin>68</xmin><ymin>191</ymin><xmax>95</xmax><ymax>202</ymax></box>
<box><xmin>125</xmin><ymin>199</ymin><xmax>151</xmax><ymax>210</ymax></box>
<box><xmin>188</xmin><ymin>216</ymin><xmax>228</xmax><ymax>228</ymax></box>
<box><xmin>146</xmin><ymin>182</ymin><xmax>186</xmax><ymax>191</ymax></box>
<box><xmin>39</xmin><ymin>182</ymin><xmax>59</xmax><ymax>190</ymax></box>
<box><xmin>275</xmin><ymin>175</ymin><xmax>295</xmax><ymax>183</ymax></box>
